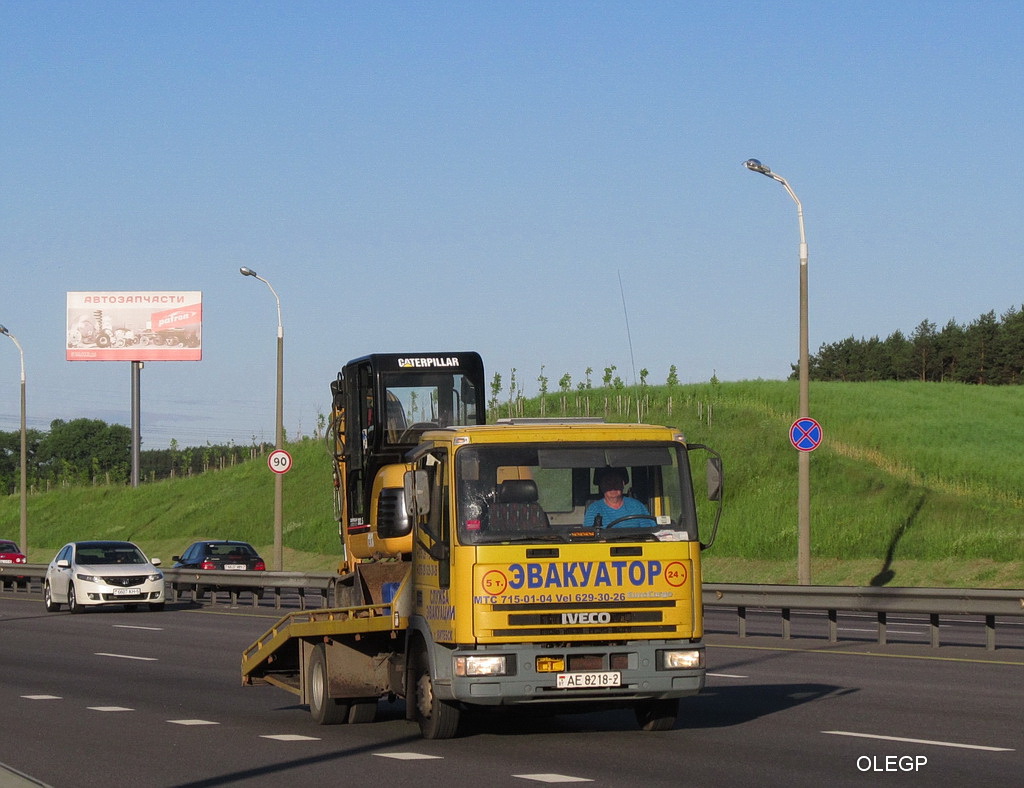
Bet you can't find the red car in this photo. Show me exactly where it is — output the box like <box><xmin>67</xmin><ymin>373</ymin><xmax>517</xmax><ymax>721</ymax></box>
<box><xmin>0</xmin><ymin>539</ymin><xmax>28</xmax><ymax>588</ymax></box>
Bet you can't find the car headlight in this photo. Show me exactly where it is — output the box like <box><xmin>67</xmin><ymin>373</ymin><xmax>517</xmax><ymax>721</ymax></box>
<box><xmin>76</xmin><ymin>573</ymin><xmax>102</xmax><ymax>584</ymax></box>
<box><xmin>148</xmin><ymin>572</ymin><xmax>163</xmax><ymax>582</ymax></box>
<box><xmin>659</xmin><ymin>649</ymin><xmax>704</xmax><ymax>670</ymax></box>
<box><xmin>454</xmin><ymin>655</ymin><xmax>509</xmax><ymax>677</ymax></box>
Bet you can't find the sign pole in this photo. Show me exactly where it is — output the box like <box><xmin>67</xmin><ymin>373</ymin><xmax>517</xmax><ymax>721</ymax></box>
<box><xmin>131</xmin><ymin>361</ymin><xmax>143</xmax><ymax>487</ymax></box>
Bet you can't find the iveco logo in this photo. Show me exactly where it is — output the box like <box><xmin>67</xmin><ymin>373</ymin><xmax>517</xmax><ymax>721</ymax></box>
<box><xmin>561</xmin><ymin>612</ymin><xmax>611</xmax><ymax>624</ymax></box>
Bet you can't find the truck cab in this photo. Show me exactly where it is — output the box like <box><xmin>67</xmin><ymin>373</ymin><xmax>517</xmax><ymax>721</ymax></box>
<box><xmin>403</xmin><ymin>419</ymin><xmax>721</xmax><ymax>737</ymax></box>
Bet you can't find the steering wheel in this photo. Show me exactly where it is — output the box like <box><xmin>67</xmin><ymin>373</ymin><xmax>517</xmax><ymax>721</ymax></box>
<box><xmin>397</xmin><ymin>422</ymin><xmax>438</xmax><ymax>443</ymax></box>
<box><xmin>601</xmin><ymin>514</ymin><xmax>657</xmax><ymax>529</ymax></box>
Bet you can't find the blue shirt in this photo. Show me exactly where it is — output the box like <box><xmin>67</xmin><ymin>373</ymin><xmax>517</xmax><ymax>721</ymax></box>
<box><xmin>584</xmin><ymin>496</ymin><xmax>653</xmax><ymax>528</ymax></box>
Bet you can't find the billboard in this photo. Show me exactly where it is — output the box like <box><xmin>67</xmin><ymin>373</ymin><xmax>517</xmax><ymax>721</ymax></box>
<box><xmin>66</xmin><ymin>291</ymin><xmax>203</xmax><ymax>361</ymax></box>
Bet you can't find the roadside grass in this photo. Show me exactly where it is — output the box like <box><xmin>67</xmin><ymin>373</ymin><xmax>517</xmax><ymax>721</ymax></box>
<box><xmin>2</xmin><ymin>380</ymin><xmax>1021</xmax><ymax>588</ymax></box>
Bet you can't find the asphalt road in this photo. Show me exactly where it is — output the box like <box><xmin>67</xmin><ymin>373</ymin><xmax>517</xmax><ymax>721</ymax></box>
<box><xmin>1</xmin><ymin>594</ymin><xmax>1020</xmax><ymax>787</ymax></box>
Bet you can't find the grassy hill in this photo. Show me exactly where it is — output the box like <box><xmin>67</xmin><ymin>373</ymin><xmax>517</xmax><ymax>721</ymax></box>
<box><xmin>2</xmin><ymin>380</ymin><xmax>1021</xmax><ymax>588</ymax></box>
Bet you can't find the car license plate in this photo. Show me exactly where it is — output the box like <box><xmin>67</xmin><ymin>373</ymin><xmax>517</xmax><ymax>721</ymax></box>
<box><xmin>0</xmin><ymin>559</ymin><xmax>11</xmax><ymax>564</ymax></box>
<box><xmin>224</xmin><ymin>564</ymin><xmax>246</xmax><ymax>570</ymax></box>
<box><xmin>556</xmin><ymin>671</ymin><xmax>621</xmax><ymax>689</ymax></box>
<box><xmin>112</xmin><ymin>587</ymin><xmax>142</xmax><ymax>596</ymax></box>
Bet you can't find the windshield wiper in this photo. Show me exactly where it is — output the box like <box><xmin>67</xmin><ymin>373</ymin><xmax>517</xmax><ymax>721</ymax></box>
<box><xmin>489</xmin><ymin>533</ymin><xmax>570</xmax><ymax>544</ymax></box>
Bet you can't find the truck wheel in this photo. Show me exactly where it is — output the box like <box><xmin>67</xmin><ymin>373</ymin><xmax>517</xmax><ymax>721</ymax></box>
<box><xmin>413</xmin><ymin>646</ymin><xmax>460</xmax><ymax>739</ymax></box>
<box><xmin>347</xmin><ymin>699</ymin><xmax>377</xmax><ymax>724</ymax></box>
<box><xmin>635</xmin><ymin>698</ymin><xmax>678</xmax><ymax>731</ymax></box>
<box><xmin>309</xmin><ymin>644</ymin><xmax>350</xmax><ymax>724</ymax></box>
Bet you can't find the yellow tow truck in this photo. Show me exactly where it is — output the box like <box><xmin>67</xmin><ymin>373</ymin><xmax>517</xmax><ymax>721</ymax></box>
<box><xmin>242</xmin><ymin>352</ymin><xmax>722</xmax><ymax>738</ymax></box>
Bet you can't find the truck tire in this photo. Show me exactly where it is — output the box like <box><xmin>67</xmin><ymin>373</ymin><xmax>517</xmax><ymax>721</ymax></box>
<box><xmin>412</xmin><ymin>645</ymin><xmax>460</xmax><ymax>739</ymax></box>
<box><xmin>635</xmin><ymin>698</ymin><xmax>678</xmax><ymax>731</ymax></box>
<box><xmin>347</xmin><ymin>699</ymin><xmax>377</xmax><ymax>724</ymax></box>
<box><xmin>308</xmin><ymin>644</ymin><xmax>350</xmax><ymax>725</ymax></box>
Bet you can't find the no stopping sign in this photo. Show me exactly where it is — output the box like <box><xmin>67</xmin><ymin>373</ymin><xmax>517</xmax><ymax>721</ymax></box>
<box><xmin>790</xmin><ymin>417</ymin><xmax>822</xmax><ymax>452</ymax></box>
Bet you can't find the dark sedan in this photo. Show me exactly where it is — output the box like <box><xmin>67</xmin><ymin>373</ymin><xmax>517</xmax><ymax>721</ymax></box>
<box><xmin>171</xmin><ymin>540</ymin><xmax>265</xmax><ymax>598</ymax></box>
<box><xmin>172</xmin><ymin>540</ymin><xmax>266</xmax><ymax>571</ymax></box>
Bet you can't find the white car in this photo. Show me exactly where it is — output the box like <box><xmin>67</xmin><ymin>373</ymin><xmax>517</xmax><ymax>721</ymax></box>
<box><xmin>44</xmin><ymin>540</ymin><xmax>165</xmax><ymax>613</ymax></box>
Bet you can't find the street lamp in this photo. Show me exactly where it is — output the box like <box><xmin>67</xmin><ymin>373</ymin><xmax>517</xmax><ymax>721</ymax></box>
<box><xmin>0</xmin><ymin>325</ymin><xmax>27</xmax><ymax>558</ymax></box>
<box><xmin>743</xmin><ymin>159</ymin><xmax>812</xmax><ymax>585</ymax></box>
<box><xmin>239</xmin><ymin>267</ymin><xmax>284</xmax><ymax>572</ymax></box>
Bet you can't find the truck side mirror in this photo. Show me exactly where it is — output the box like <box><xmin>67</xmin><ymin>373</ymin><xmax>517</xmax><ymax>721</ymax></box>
<box><xmin>404</xmin><ymin>469</ymin><xmax>431</xmax><ymax>518</ymax></box>
<box><xmin>706</xmin><ymin>456</ymin><xmax>723</xmax><ymax>502</ymax></box>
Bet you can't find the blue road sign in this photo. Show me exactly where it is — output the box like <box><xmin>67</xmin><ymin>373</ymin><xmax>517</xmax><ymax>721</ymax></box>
<box><xmin>790</xmin><ymin>417</ymin><xmax>822</xmax><ymax>452</ymax></box>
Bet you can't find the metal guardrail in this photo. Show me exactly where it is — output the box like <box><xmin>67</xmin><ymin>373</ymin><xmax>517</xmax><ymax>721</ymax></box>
<box><xmin>162</xmin><ymin>568</ymin><xmax>339</xmax><ymax>609</ymax></box>
<box><xmin>704</xmin><ymin>583</ymin><xmax>1024</xmax><ymax>650</ymax></box>
<box><xmin>4</xmin><ymin>565</ymin><xmax>1021</xmax><ymax>649</ymax></box>
<box><xmin>0</xmin><ymin>565</ymin><xmax>338</xmax><ymax>610</ymax></box>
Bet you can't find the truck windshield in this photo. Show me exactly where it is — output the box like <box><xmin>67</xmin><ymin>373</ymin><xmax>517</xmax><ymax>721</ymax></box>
<box><xmin>455</xmin><ymin>443</ymin><xmax>698</xmax><ymax>545</ymax></box>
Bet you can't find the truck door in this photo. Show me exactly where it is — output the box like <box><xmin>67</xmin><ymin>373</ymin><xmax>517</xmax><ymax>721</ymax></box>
<box><xmin>410</xmin><ymin>448</ymin><xmax>456</xmax><ymax>643</ymax></box>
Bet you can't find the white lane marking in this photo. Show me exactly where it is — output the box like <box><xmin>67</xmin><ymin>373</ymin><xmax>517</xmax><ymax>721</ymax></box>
<box><xmin>89</xmin><ymin>706</ymin><xmax>134</xmax><ymax>712</ymax></box>
<box><xmin>113</xmin><ymin>624</ymin><xmax>163</xmax><ymax>631</ymax></box>
<box><xmin>708</xmin><ymin>672</ymin><xmax>748</xmax><ymax>678</ymax></box>
<box><xmin>22</xmin><ymin>695</ymin><xmax>61</xmax><ymax>700</ymax></box>
<box><xmin>95</xmin><ymin>652</ymin><xmax>158</xmax><ymax>661</ymax></box>
<box><xmin>837</xmin><ymin>627</ymin><xmax>922</xmax><ymax>635</ymax></box>
<box><xmin>260</xmin><ymin>734</ymin><xmax>321</xmax><ymax>741</ymax></box>
<box><xmin>512</xmin><ymin>776</ymin><xmax>594</xmax><ymax>784</ymax></box>
<box><xmin>375</xmin><ymin>753</ymin><xmax>443</xmax><ymax>760</ymax></box>
<box><xmin>168</xmin><ymin>719</ymin><xmax>220</xmax><ymax>726</ymax></box>
<box><xmin>824</xmin><ymin>731</ymin><xmax>1014</xmax><ymax>752</ymax></box>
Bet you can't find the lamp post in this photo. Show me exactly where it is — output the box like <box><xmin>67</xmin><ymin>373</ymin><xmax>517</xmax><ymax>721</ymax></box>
<box><xmin>743</xmin><ymin>159</ymin><xmax>812</xmax><ymax>585</ymax></box>
<box><xmin>0</xmin><ymin>325</ymin><xmax>27</xmax><ymax>557</ymax></box>
<box><xmin>239</xmin><ymin>268</ymin><xmax>284</xmax><ymax>572</ymax></box>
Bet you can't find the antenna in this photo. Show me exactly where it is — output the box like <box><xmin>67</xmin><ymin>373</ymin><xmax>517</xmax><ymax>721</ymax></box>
<box><xmin>618</xmin><ymin>269</ymin><xmax>637</xmax><ymax>386</ymax></box>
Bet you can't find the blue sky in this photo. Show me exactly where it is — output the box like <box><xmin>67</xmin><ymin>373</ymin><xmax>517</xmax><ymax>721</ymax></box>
<box><xmin>2</xmin><ymin>1</ymin><xmax>1022</xmax><ymax>449</ymax></box>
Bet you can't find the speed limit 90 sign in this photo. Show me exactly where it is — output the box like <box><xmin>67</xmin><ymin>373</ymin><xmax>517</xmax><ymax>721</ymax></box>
<box><xmin>267</xmin><ymin>449</ymin><xmax>292</xmax><ymax>474</ymax></box>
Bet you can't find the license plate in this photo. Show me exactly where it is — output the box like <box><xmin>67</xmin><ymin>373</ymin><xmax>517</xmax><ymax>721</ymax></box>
<box><xmin>556</xmin><ymin>671</ymin><xmax>621</xmax><ymax>689</ymax></box>
<box><xmin>112</xmin><ymin>587</ymin><xmax>142</xmax><ymax>596</ymax></box>
<box><xmin>0</xmin><ymin>559</ymin><xmax>11</xmax><ymax>564</ymax></box>
<box><xmin>224</xmin><ymin>564</ymin><xmax>246</xmax><ymax>570</ymax></box>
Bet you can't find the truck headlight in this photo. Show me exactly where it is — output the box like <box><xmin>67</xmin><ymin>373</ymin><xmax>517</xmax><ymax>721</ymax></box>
<box><xmin>659</xmin><ymin>649</ymin><xmax>704</xmax><ymax>670</ymax></box>
<box><xmin>454</xmin><ymin>655</ymin><xmax>509</xmax><ymax>677</ymax></box>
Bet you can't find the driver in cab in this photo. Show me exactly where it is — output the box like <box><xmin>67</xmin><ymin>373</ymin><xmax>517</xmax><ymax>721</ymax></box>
<box><xmin>584</xmin><ymin>468</ymin><xmax>652</xmax><ymax>528</ymax></box>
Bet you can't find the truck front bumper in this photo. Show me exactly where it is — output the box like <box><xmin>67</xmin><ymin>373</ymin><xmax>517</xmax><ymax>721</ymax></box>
<box><xmin>445</xmin><ymin>639</ymin><xmax>705</xmax><ymax>707</ymax></box>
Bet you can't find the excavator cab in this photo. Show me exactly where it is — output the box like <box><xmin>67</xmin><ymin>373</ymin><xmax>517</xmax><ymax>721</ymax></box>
<box><xmin>330</xmin><ymin>353</ymin><xmax>485</xmax><ymax>568</ymax></box>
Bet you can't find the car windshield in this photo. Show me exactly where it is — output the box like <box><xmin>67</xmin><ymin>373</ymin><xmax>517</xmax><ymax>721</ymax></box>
<box><xmin>207</xmin><ymin>543</ymin><xmax>256</xmax><ymax>557</ymax></box>
<box><xmin>0</xmin><ymin>542</ymin><xmax>19</xmax><ymax>553</ymax></box>
<box><xmin>77</xmin><ymin>545</ymin><xmax>147</xmax><ymax>565</ymax></box>
<box><xmin>455</xmin><ymin>442</ymin><xmax>698</xmax><ymax>545</ymax></box>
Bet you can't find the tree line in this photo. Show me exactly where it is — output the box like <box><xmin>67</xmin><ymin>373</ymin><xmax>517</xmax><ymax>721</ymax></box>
<box><xmin>804</xmin><ymin>306</ymin><xmax>1024</xmax><ymax>384</ymax></box>
<box><xmin>0</xmin><ymin>418</ymin><xmax>271</xmax><ymax>495</ymax></box>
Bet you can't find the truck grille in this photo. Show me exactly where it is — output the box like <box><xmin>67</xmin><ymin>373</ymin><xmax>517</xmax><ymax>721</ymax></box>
<box><xmin>487</xmin><ymin>599</ymin><xmax>676</xmax><ymax>637</ymax></box>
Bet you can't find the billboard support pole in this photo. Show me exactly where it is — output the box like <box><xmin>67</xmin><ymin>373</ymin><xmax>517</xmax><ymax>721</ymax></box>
<box><xmin>131</xmin><ymin>361</ymin><xmax>143</xmax><ymax>487</ymax></box>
